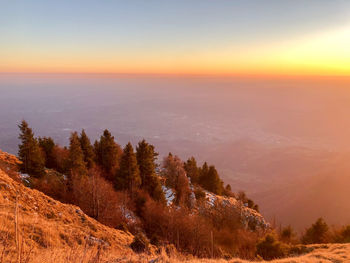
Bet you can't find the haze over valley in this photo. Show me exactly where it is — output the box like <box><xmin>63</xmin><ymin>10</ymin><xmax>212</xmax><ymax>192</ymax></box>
<box><xmin>1</xmin><ymin>73</ymin><xmax>350</xmax><ymax>229</ymax></box>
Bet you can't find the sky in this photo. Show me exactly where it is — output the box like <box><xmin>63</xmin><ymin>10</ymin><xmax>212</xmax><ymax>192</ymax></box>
<box><xmin>1</xmin><ymin>0</ymin><xmax>350</xmax><ymax>76</ymax></box>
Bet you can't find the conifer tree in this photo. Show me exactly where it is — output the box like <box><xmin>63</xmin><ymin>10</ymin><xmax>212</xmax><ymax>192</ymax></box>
<box><xmin>18</xmin><ymin>120</ymin><xmax>45</xmax><ymax>177</ymax></box>
<box><xmin>94</xmin><ymin>129</ymin><xmax>122</xmax><ymax>181</ymax></box>
<box><xmin>79</xmin><ymin>129</ymin><xmax>95</xmax><ymax>169</ymax></box>
<box><xmin>199</xmin><ymin>164</ymin><xmax>223</xmax><ymax>195</ymax></box>
<box><xmin>136</xmin><ymin>139</ymin><xmax>165</xmax><ymax>203</ymax></box>
<box><xmin>115</xmin><ymin>142</ymin><xmax>141</xmax><ymax>192</ymax></box>
<box><xmin>67</xmin><ymin>132</ymin><xmax>87</xmax><ymax>177</ymax></box>
<box><xmin>199</xmin><ymin>162</ymin><xmax>209</xmax><ymax>180</ymax></box>
<box><xmin>38</xmin><ymin>136</ymin><xmax>56</xmax><ymax>169</ymax></box>
<box><xmin>184</xmin><ymin>156</ymin><xmax>200</xmax><ymax>184</ymax></box>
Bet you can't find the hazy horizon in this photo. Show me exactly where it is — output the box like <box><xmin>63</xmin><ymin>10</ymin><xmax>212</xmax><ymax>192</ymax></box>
<box><xmin>2</xmin><ymin>2</ymin><xmax>350</xmax><ymax>261</ymax></box>
<box><xmin>1</xmin><ymin>73</ymin><xmax>350</xmax><ymax>229</ymax></box>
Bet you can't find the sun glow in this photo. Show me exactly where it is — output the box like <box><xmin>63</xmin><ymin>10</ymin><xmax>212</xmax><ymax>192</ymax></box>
<box><xmin>1</xmin><ymin>24</ymin><xmax>350</xmax><ymax>77</ymax></box>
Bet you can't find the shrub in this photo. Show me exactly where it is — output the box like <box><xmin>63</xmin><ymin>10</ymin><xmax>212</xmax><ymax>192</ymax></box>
<box><xmin>130</xmin><ymin>233</ymin><xmax>149</xmax><ymax>253</ymax></box>
<box><xmin>194</xmin><ymin>188</ymin><xmax>206</xmax><ymax>203</ymax></box>
<box><xmin>30</xmin><ymin>170</ymin><xmax>67</xmax><ymax>201</ymax></box>
<box><xmin>256</xmin><ymin>233</ymin><xmax>286</xmax><ymax>260</ymax></box>
<box><xmin>280</xmin><ymin>225</ymin><xmax>295</xmax><ymax>244</ymax></box>
<box><xmin>334</xmin><ymin>225</ymin><xmax>350</xmax><ymax>243</ymax></box>
<box><xmin>302</xmin><ymin>218</ymin><xmax>330</xmax><ymax>244</ymax></box>
<box><xmin>116</xmin><ymin>222</ymin><xmax>129</xmax><ymax>233</ymax></box>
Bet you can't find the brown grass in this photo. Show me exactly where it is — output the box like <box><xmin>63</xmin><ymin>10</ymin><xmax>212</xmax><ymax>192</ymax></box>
<box><xmin>1</xmin><ymin>150</ymin><xmax>350</xmax><ymax>263</ymax></box>
<box><xmin>0</xmin><ymin>167</ymin><xmax>133</xmax><ymax>262</ymax></box>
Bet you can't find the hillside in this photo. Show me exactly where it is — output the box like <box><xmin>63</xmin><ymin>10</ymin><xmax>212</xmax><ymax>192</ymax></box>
<box><xmin>0</xmin><ymin>153</ymin><xmax>134</xmax><ymax>262</ymax></box>
<box><xmin>2</xmin><ymin>149</ymin><xmax>350</xmax><ymax>263</ymax></box>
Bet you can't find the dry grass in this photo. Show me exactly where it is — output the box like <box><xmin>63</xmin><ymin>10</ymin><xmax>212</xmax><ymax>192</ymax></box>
<box><xmin>0</xmin><ymin>150</ymin><xmax>21</xmax><ymax>181</ymax></box>
<box><xmin>1</xmin><ymin>150</ymin><xmax>350</xmax><ymax>263</ymax></box>
<box><xmin>0</xmin><ymin>166</ymin><xmax>134</xmax><ymax>262</ymax></box>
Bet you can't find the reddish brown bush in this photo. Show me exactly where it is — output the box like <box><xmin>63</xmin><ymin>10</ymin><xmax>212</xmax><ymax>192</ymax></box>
<box><xmin>71</xmin><ymin>167</ymin><xmax>131</xmax><ymax>228</ymax></box>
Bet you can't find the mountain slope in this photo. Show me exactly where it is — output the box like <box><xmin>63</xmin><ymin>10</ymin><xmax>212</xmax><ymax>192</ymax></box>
<box><xmin>0</xmin><ymin>162</ymin><xmax>133</xmax><ymax>258</ymax></box>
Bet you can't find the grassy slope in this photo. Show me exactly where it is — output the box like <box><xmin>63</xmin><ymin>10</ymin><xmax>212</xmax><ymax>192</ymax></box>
<box><xmin>1</xmin><ymin>150</ymin><xmax>350</xmax><ymax>262</ymax></box>
<box><xmin>0</xmin><ymin>164</ymin><xmax>134</xmax><ymax>262</ymax></box>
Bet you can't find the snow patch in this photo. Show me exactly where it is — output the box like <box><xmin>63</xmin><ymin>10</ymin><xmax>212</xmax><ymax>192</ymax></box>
<box><xmin>162</xmin><ymin>186</ymin><xmax>175</xmax><ymax>206</ymax></box>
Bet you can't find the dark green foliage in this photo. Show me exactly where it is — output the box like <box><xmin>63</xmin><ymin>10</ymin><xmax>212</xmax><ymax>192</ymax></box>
<box><xmin>237</xmin><ymin>191</ymin><xmax>259</xmax><ymax>212</ymax></box>
<box><xmin>136</xmin><ymin>139</ymin><xmax>165</xmax><ymax>203</ymax></box>
<box><xmin>302</xmin><ymin>218</ymin><xmax>330</xmax><ymax>244</ymax></box>
<box><xmin>38</xmin><ymin>136</ymin><xmax>56</xmax><ymax>169</ymax></box>
<box><xmin>79</xmin><ymin>129</ymin><xmax>95</xmax><ymax>169</ymax></box>
<box><xmin>335</xmin><ymin>225</ymin><xmax>350</xmax><ymax>243</ymax></box>
<box><xmin>115</xmin><ymin>142</ymin><xmax>141</xmax><ymax>192</ymax></box>
<box><xmin>130</xmin><ymin>233</ymin><xmax>149</xmax><ymax>253</ymax></box>
<box><xmin>133</xmin><ymin>190</ymin><xmax>148</xmax><ymax>217</ymax></box>
<box><xmin>280</xmin><ymin>225</ymin><xmax>295</xmax><ymax>244</ymax></box>
<box><xmin>184</xmin><ymin>157</ymin><xmax>200</xmax><ymax>184</ymax></box>
<box><xmin>18</xmin><ymin>120</ymin><xmax>45</xmax><ymax>177</ymax></box>
<box><xmin>199</xmin><ymin>164</ymin><xmax>223</xmax><ymax>195</ymax></box>
<box><xmin>94</xmin><ymin>129</ymin><xmax>122</xmax><ymax>181</ymax></box>
<box><xmin>256</xmin><ymin>233</ymin><xmax>286</xmax><ymax>260</ymax></box>
<box><xmin>194</xmin><ymin>188</ymin><xmax>206</xmax><ymax>202</ymax></box>
<box><xmin>136</xmin><ymin>139</ymin><xmax>158</xmax><ymax>185</ymax></box>
<box><xmin>223</xmin><ymin>184</ymin><xmax>235</xmax><ymax>197</ymax></box>
<box><xmin>247</xmin><ymin>199</ymin><xmax>259</xmax><ymax>212</ymax></box>
<box><xmin>67</xmin><ymin>132</ymin><xmax>87</xmax><ymax>177</ymax></box>
<box><xmin>199</xmin><ymin>162</ymin><xmax>209</xmax><ymax>182</ymax></box>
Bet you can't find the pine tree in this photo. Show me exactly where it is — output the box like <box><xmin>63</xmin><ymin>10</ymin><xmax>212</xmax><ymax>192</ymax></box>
<box><xmin>199</xmin><ymin>164</ymin><xmax>223</xmax><ymax>195</ymax></box>
<box><xmin>94</xmin><ymin>129</ymin><xmax>122</xmax><ymax>181</ymax></box>
<box><xmin>136</xmin><ymin>139</ymin><xmax>165</xmax><ymax>203</ymax></box>
<box><xmin>302</xmin><ymin>218</ymin><xmax>330</xmax><ymax>244</ymax></box>
<box><xmin>38</xmin><ymin>136</ymin><xmax>56</xmax><ymax>169</ymax></box>
<box><xmin>79</xmin><ymin>129</ymin><xmax>95</xmax><ymax>169</ymax></box>
<box><xmin>115</xmin><ymin>142</ymin><xmax>141</xmax><ymax>192</ymax></box>
<box><xmin>67</xmin><ymin>132</ymin><xmax>87</xmax><ymax>177</ymax></box>
<box><xmin>199</xmin><ymin>162</ymin><xmax>209</xmax><ymax>181</ymax></box>
<box><xmin>184</xmin><ymin>157</ymin><xmax>200</xmax><ymax>184</ymax></box>
<box><xmin>18</xmin><ymin>120</ymin><xmax>45</xmax><ymax>177</ymax></box>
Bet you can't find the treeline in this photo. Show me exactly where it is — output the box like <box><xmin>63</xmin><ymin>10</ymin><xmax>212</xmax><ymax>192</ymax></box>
<box><xmin>17</xmin><ymin>120</ymin><xmax>261</xmax><ymax>259</ymax></box>
<box><xmin>17</xmin><ymin>120</ymin><xmax>242</xmax><ymax>204</ymax></box>
<box><xmin>16</xmin><ymin>120</ymin><xmax>350</xmax><ymax>260</ymax></box>
<box><xmin>256</xmin><ymin>217</ymin><xmax>350</xmax><ymax>260</ymax></box>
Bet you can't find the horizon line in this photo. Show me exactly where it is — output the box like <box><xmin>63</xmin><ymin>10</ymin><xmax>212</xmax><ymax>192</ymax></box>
<box><xmin>1</xmin><ymin>71</ymin><xmax>350</xmax><ymax>80</ymax></box>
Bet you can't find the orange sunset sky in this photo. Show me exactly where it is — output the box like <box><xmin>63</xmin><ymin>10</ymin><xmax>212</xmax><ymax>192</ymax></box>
<box><xmin>1</xmin><ymin>1</ymin><xmax>350</xmax><ymax>76</ymax></box>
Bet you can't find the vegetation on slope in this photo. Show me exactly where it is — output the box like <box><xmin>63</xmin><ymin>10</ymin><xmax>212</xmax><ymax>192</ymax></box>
<box><xmin>1</xmin><ymin>120</ymin><xmax>350</xmax><ymax>262</ymax></box>
<box><xmin>14</xmin><ymin>120</ymin><xmax>268</xmax><ymax>259</ymax></box>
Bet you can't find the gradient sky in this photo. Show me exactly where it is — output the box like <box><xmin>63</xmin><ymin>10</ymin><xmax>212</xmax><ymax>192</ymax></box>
<box><xmin>1</xmin><ymin>0</ymin><xmax>350</xmax><ymax>76</ymax></box>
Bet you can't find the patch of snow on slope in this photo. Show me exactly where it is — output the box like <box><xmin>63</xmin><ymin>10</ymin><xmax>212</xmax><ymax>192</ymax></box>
<box><xmin>20</xmin><ymin>173</ymin><xmax>30</xmax><ymax>185</ymax></box>
<box><xmin>205</xmin><ymin>191</ymin><xmax>217</xmax><ymax>206</ymax></box>
<box><xmin>162</xmin><ymin>186</ymin><xmax>175</xmax><ymax>206</ymax></box>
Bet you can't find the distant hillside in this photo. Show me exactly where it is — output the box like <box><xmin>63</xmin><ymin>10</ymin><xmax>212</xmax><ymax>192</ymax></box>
<box><xmin>197</xmin><ymin>139</ymin><xmax>350</xmax><ymax>230</ymax></box>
